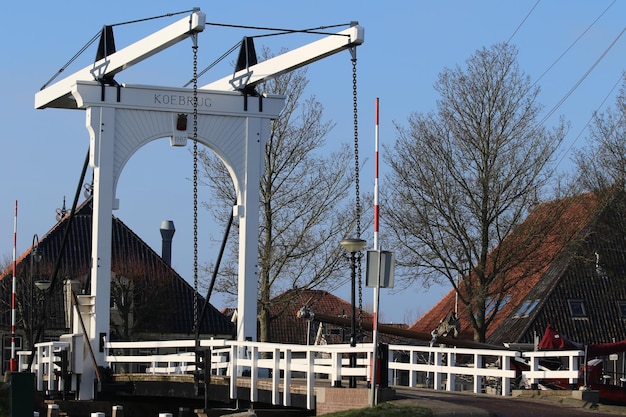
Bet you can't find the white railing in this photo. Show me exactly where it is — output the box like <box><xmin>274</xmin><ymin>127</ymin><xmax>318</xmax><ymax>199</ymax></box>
<box><xmin>105</xmin><ymin>339</ymin><xmax>229</xmax><ymax>374</ymax></box>
<box><xmin>521</xmin><ymin>349</ymin><xmax>583</xmax><ymax>386</ymax></box>
<box><xmin>31</xmin><ymin>341</ymin><xmax>71</xmax><ymax>392</ymax></box>
<box><xmin>105</xmin><ymin>339</ymin><xmax>374</xmax><ymax>410</ymax></box>
<box><xmin>386</xmin><ymin>344</ymin><xmax>520</xmax><ymax>396</ymax></box>
<box><xmin>28</xmin><ymin>336</ymin><xmax>589</xmax><ymax>411</ymax></box>
<box><xmin>17</xmin><ymin>350</ymin><xmax>34</xmax><ymax>372</ymax></box>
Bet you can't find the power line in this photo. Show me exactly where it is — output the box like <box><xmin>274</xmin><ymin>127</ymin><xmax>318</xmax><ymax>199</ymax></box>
<box><xmin>539</xmin><ymin>26</ymin><xmax>625</xmax><ymax>128</ymax></box>
<box><xmin>535</xmin><ymin>25</ymin><xmax>625</xmax><ymax>180</ymax></box>
<box><xmin>507</xmin><ymin>0</ymin><xmax>541</xmax><ymax>44</ymax></box>
<box><xmin>552</xmin><ymin>71</ymin><xmax>624</xmax><ymax>173</ymax></box>
<box><xmin>511</xmin><ymin>1</ymin><xmax>622</xmax><ymax>178</ymax></box>
<box><xmin>532</xmin><ymin>0</ymin><xmax>617</xmax><ymax>87</ymax></box>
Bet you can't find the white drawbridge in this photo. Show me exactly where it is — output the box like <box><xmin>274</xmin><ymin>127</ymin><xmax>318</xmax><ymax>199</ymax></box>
<box><xmin>35</xmin><ymin>8</ymin><xmax>363</xmax><ymax>399</ymax></box>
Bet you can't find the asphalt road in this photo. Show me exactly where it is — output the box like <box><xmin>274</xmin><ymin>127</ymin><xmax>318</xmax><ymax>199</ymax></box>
<box><xmin>394</xmin><ymin>387</ymin><xmax>626</xmax><ymax>417</ymax></box>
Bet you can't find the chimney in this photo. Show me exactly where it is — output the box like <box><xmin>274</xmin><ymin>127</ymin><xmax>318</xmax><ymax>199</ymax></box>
<box><xmin>160</xmin><ymin>220</ymin><xmax>175</xmax><ymax>266</ymax></box>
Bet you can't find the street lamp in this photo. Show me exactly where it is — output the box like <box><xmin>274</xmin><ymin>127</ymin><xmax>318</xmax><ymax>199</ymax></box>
<box><xmin>34</xmin><ymin>280</ymin><xmax>51</xmax><ymax>292</ymax></box>
<box><xmin>340</xmin><ymin>237</ymin><xmax>366</xmax><ymax>388</ymax></box>
<box><xmin>32</xmin><ymin>279</ymin><xmax>51</xmax><ymax>348</ymax></box>
<box><xmin>29</xmin><ymin>234</ymin><xmax>42</xmax><ymax>349</ymax></box>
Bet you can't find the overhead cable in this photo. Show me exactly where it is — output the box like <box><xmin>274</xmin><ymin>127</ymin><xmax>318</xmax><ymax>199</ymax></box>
<box><xmin>507</xmin><ymin>0</ymin><xmax>541</xmax><ymax>44</ymax></box>
<box><xmin>533</xmin><ymin>0</ymin><xmax>617</xmax><ymax>87</ymax></box>
<box><xmin>552</xmin><ymin>72</ymin><xmax>624</xmax><ymax>173</ymax></box>
<box><xmin>540</xmin><ymin>26</ymin><xmax>625</xmax><ymax>128</ymax></box>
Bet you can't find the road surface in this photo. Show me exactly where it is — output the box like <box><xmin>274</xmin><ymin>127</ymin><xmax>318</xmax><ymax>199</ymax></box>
<box><xmin>394</xmin><ymin>387</ymin><xmax>626</xmax><ymax>416</ymax></box>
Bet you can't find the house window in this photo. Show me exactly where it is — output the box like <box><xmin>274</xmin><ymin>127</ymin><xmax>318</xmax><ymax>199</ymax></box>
<box><xmin>513</xmin><ymin>299</ymin><xmax>540</xmax><ymax>318</ymax></box>
<box><xmin>486</xmin><ymin>295</ymin><xmax>511</xmax><ymax>318</ymax></box>
<box><xmin>618</xmin><ymin>301</ymin><xmax>626</xmax><ymax>318</ymax></box>
<box><xmin>568</xmin><ymin>299</ymin><xmax>587</xmax><ymax>318</ymax></box>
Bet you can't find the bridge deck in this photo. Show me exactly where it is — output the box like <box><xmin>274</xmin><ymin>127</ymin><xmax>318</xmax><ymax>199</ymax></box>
<box><xmin>104</xmin><ymin>373</ymin><xmax>392</xmax><ymax>415</ymax></box>
<box><xmin>111</xmin><ymin>373</ymin><xmax>312</xmax><ymax>394</ymax></box>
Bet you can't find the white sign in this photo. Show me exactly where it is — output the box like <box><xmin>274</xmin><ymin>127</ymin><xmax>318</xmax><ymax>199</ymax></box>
<box><xmin>365</xmin><ymin>250</ymin><xmax>395</xmax><ymax>288</ymax></box>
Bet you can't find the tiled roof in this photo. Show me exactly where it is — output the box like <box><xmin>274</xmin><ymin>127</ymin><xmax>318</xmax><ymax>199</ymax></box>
<box><xmin>268</xmin><ymin>289</ymin><xmax>373</xmax><ymax>345</ymax></box>
<box><xmin>0</xmin><ymin>199</ymin><xmax>233</xmax><ymax>338</ymax></box>
<box><xmin>409</xmin><ymin>191</ymin><xmax>626</xmax><ymax>345</ymax></box>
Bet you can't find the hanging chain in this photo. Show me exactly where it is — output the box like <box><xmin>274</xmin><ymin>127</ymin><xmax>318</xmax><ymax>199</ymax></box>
<box><xmin>192</xmin><ymin>38</ymin><xmax>199</xmax><ymax>336</ymax></box>
<box><xmin>350</xmin><ymin>53</ymin><xmax>364</xmax><ymax>334</ymax></box>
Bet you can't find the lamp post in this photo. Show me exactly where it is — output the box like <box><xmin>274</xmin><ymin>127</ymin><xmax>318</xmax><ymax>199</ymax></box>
<box><xmin>340</xmin><ymin>237</ymin><xmax>366</xmax><ymax>388</ymax></box>
<box><xmin>33</xmin><ymin>279</ymin><xmax>51</xmax><ymax>345</ymax></box>
<box><xmin>29</xmin><ymin>234</ymin><xmax>42</xmax><ymax>349</ymax></box>
<box><xmin>34</xmin><ymin>280</ymin><xmax>51</xmax><ymax>292</ymax></box>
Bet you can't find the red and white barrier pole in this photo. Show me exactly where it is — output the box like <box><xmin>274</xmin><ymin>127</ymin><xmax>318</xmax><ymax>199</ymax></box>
<box><xmin>10</xmin><ymin>200</ymin><xmax>18</xmax><ymax>372</ymax></box>
<box><xmin>370</xmin><ymin>98</ymin><xmax>381</xmax><ymax>406</ymax></box>
<box><xmin>374</xmin><ymin>98</ymin><xmax>380</xmax><ymax>251</ymax></box>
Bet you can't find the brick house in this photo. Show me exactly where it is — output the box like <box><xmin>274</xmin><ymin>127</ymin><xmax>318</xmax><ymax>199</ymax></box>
<box><xmin>266</xmin><ymin>288</ymin><xmax>409</xmax><ymax>346</ymax></box>
<box><xmin>409</xmin><ymin>189</ymin><xmax>626</xmax><ymax>348</ymax></box>
<box><xmin>268</xmin><ymin>289</ymin><xmax>372</xmax><ymax>345</ymax></box>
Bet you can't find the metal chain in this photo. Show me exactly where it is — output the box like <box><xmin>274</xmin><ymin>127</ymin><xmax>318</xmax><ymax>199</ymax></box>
<box><xmin>351</xmin><ymin>55</ymin><xmax>364</xmax><ymax>335</ymax></box>
<box><xmin>192</xmin><ymin>40</ymin><xmax>199</xmax><ymax>336</ymax></box>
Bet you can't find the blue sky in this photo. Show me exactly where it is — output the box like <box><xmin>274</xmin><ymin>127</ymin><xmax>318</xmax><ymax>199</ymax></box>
<box><xmin>1</xmin><ymin>1</ymin><xmax>624</xmax><ymax>324</ymax></box>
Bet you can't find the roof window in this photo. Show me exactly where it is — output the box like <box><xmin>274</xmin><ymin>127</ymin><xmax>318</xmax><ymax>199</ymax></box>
<box><xmin>513</xmin><ymin>299</ymin><xmax>540</xmax><ymax>318</ymax></box>
<box><xmin>568</xmin><ymin>299</ymin><xmax>587</xmax><ymax>318</ymax></box>
<box><xmin>486</xmin><ymin>295</ymin><xmax>511</xmax><ymax>318</ymax></box>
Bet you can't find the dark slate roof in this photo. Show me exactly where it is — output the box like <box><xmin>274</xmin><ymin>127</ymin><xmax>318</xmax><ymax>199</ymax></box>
<box><xmin>507</xmin><ymin>190</ymin><xmax>626</xmax><ymax>346</ymax></box>
<box><xmin>410</xmin><ymin>190</ymin><xmax>626</xmax><ymax>346</ymax></box>
<box><xmin>0</xmin><ymin>198</ymin><xmax>233</xmax><ymax>338</ymax></box>
<box><xmin>268</xmin><ymin>289</ymin><xmax>373</xmax><ymax>345</ymax></box>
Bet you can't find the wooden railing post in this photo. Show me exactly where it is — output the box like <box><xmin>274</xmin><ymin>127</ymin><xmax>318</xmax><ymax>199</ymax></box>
<box><xmin>283</xmin><ymin>349</ymin><xmax>292</xmax><ymax>407</ymax></box>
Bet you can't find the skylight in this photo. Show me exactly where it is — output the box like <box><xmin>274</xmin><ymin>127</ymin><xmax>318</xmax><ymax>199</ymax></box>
<box><xmin>513</xmin><ymin>299</ymin><xmax>540</xmax><ymax>319</ymax></box>
<box><xmin>568</xmin><ymin>299</ymin><xmax>587</xmax><ymax>318</ymax></box>
<box><xmin>486</xmin><ymin>295</ymin><xmax>512</xmax><ymax>318</ymax></box>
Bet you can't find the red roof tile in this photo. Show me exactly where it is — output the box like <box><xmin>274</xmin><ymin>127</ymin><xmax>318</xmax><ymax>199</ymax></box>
<box><xmin>269</xmin><ymin>289</ymin><xmax>373</xmax><ymax>345</ymax></box>
<box><xmin>409</xmin><ymin>192</ymin><xmax>605</xmax><ymax>342</ymax></box>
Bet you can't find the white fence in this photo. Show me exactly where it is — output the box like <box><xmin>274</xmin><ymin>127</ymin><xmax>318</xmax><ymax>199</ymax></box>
<box><xmin>521</xmin><ymin>349</ymin><xmax>582</xmax><ymax>385</ymax></box>
<box><xmin>386</xmin><ymin>344</ymin><xmax>521</xmax><ymax>395</ymax></box>
<box><xmin>106</xmin><ymin>339</ymin><xmax>376</xmax><ymax>410</ymax></box>
<box><xmin>25</xmin><ymin>337</ymin><xmax>587</xmax><ymax>410</ymax></box>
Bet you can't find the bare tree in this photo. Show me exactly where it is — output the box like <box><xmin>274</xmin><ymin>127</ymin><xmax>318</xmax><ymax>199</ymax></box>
<box><xmin>110</xmin><ymin>257</ymin><xmax>174</xmax><ymax>340</ymax></box>
<box><xmin>0</xmin><ymin>262</ymin><xmax>32</xmax><ymax>347</ymax></box>
<box><xmin>384</xmin><ymin>43</ymin><xmax>567</xmax><ymax>341</ymax></box>
<box><xmin>0</xmin><ymin>258</ymin><xmax>78</xmax><ymax>349</ymax></box>
<box><xmin>198</xmin><ymin>47</ymin><xmax>359</xmax><ymax>342</ymax></box>
<box><xmin>571</xmin><ymin>75</ymin><xmax>626</xmax><ymax>279</ymax></box>
<box><xmin>574</xmin><ymin>74</ymin><xmax>626</xmax><ymax>191</ymax></box>
<box><xmin>0</xmin><ymin>254</ymin><xmax>10</xmax><ymax>272</ymax></box>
